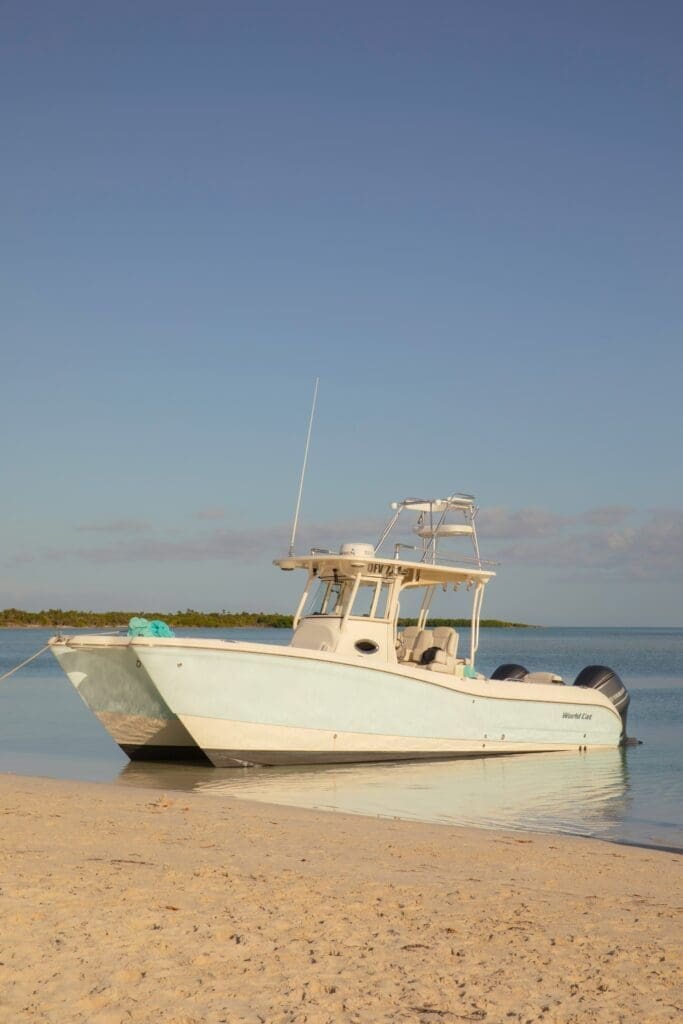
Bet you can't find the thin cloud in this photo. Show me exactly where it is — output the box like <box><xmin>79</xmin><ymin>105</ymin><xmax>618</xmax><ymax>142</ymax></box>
<box><xmin>490</xmin><ymin>509</ymin><xmax>683</xmax><ymax>582</ymax></box>
<box><xmin>7</xmin><ymin>508</ymin><xmax>682</xmax><ymax>583</ymax></box>
<box><xmin>10</xmin><ymin>517</ymin><xmax>384</xmax><ymax>569</ymax></box>
<box><xmin>477</xmin><ymin>506</ymin><xmax>569</xmax><ymax>539</ymax></box>
<box><xmin>194</xmin><ymin>507</ymin><xmax>227</xmax><ymax>521</ymax></box>
<box><xmin>581</xmin><ymin>505</ymin><xmax>632</xmax><ymax>528</ymax></box>
<box><xmin>76</xmin><ymin>519</ymin><xmax>151</xmax><ymax>534</ymax></box>
<box><xmin>46</xmin><ymin>528</ymin><xmax>288</xmax><ymax>566</ymax></box>
<box><xmin>4</xmin><ymin>551</ymin><xmax>35</xmax><ymax>568</ymax></box>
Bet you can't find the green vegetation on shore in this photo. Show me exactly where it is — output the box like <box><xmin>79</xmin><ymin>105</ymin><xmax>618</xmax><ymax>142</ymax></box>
<box><xmin>1</xmin><ymin>608</ymin><xmax>533</xmax><ymax>629</ymax></box>
<box><xmin>0</xmin><ymin>608</ymin><xmax>292</xmax><ymax>629</ymax></box>
<box><xmin>398</xmin><ymin>617</ymin><xmax>532</xmax><ymax>629</ymax></box>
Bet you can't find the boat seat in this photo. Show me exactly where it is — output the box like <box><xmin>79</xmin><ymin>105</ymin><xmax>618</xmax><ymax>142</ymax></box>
<box><xmin>432</xmin><ymin>626</ymin><xmax>458</xmax><ymax>659</ymax></box>
<box><xmin>523</xmin><ymin>672</ymin><xmax>565</xmax><ymax>686</ymax></box>
<box><xmin>416</xmin><ymin>626</ymin><xmax>459</xmax><ymax>674</ymax></box>
<box><xmin>425</xmin><ymin>649</ymin><xmax>456</xmax><ymax>673</ymax></box>
<box><xmin>411</xmin><ymin>629</ymin><xmax>435</xmax><ymax>664</ymax></box>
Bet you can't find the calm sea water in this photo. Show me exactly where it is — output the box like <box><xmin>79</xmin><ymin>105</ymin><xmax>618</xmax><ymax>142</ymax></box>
<box><xmin>1</xmin><ymin>626</ymin><xmax>681</xmax><ymax>851</ymax></box>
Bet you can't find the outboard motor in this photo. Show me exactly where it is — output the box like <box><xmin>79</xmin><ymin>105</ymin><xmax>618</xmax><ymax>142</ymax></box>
<box><xmin>573</xmin><ymin>665</ymin><xmax>630</xmax><ymax>741</ymax></box>
<box><xmin>490</xmin><ymin>663</ymin><xmax>529</xmax><ymax>681</ymax></box>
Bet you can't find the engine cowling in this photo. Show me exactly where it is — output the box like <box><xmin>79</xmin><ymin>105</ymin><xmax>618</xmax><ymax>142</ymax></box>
<box><xmin>573</xmin><ymin>664</ymin><xmax>630</xmax><ymax>740</ymax></box>
<box><xmin>490</xmin><ymin>663</ymin><xmax>529</xmax><ymax>681</ymax></box>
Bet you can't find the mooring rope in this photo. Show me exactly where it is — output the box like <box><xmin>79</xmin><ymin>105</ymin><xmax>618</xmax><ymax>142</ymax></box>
<box><xmin>0</xmin><ymin>644</ymin><xmax>51</xmax><ymax>682</ymax></box>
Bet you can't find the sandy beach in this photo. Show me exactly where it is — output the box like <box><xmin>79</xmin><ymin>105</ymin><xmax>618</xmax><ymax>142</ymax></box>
<box><xmin>0</xmin><ymin>774</ymin><xmax>680</xmax><ymax>1024</ymax></box>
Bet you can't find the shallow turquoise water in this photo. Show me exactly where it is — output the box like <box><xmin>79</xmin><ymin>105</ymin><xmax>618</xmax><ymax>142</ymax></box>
<box><xmin>1</xmin><ymin>626</ymin><xmax>681</xmax><ymax>850</ymax></box>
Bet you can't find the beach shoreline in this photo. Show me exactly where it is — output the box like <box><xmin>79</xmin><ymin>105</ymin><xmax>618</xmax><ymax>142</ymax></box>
<box><xmin>0</xmin><ymin>773</ymin><xmax>680</xmax><ymax>1023</ymax></box>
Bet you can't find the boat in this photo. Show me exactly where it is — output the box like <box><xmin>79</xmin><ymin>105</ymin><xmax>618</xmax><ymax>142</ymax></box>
<box><xmin>49</xmin><ymin>493</ymin><xmax>630</xmax><ymax>766</ymax></box>
<box><xmin>49</xmin><ymin>633</ymin><xmax>208</xmax><ymax>762</ymax></box>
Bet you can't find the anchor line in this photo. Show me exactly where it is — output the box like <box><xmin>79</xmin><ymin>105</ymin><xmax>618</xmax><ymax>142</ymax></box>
<box><xmin>0</xmin><ymin>644</ymin><xmax>51</xmax><ymax>682</ymax></box>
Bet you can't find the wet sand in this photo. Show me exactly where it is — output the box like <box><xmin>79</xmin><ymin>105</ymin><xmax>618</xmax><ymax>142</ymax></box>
<box><xmin>0</xmin><ymin>773</ymin><xmax>680</xmax><ymax>1023</ymax></box>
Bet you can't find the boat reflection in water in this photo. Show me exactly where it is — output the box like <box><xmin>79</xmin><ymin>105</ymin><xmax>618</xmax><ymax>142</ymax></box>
<box><xmin>118</xmin><ymin>748</ymin><xmax>631</xmax><ymax>841</ymax></box>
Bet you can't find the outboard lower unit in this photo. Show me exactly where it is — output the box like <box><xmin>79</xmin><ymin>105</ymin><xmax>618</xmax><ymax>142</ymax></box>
<box><xmin>573</xmin><ymin>665</ymin><xmax>630</xmax><ymax>742</ymax></box>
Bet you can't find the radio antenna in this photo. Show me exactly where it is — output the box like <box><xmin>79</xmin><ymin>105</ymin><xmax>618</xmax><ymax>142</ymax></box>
<box><xmin>288</xmin><ymin>377</ymin><xmax>319</xmax><ymax>556</ymax></box>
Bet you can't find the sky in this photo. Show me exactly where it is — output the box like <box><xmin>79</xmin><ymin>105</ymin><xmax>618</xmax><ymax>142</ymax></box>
<box><xmin>2</xmin><ymin>1</ymin><xmax>682</xmax><ymax>625</ymax></box>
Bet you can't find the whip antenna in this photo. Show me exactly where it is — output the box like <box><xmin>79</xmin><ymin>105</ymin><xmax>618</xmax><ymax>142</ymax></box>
<box><xmin>288</xmin><ymin>377</ymin><xmax>319</xmax><ymax>556</ymax></box>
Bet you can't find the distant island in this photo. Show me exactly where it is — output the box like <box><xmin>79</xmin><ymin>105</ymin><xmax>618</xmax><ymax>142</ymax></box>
<box><xmin>399</xmin><ymin>618</ymin><xmax>533</xmax><ymax>629</ymax></box>
<box><xmin>0</xmin><ymin>608</ymin><xmax>534</xmax><ymax>629</ymax></box>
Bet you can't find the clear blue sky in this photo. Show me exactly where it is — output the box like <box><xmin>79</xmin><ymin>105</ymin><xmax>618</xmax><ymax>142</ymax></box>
<box><xmin>2</xmin><ymin>1</ymin><xmax>682</xmax><ymax>624</ymax></box>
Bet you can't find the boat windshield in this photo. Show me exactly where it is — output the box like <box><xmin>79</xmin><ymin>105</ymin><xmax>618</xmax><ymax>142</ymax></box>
<box><xmin>303</xmin><ymin>579</ymin><xmax>345</xmax><ymax>617</ymax></box>
<box><xmin>350</xmin><ymin>581</ymin><xmax>391</xmax><ymax>619</ymax></box>
<box><xmin>303</xmin><ymin>577</ymin><xmax>392</xmax><ymax>620</ymax></box>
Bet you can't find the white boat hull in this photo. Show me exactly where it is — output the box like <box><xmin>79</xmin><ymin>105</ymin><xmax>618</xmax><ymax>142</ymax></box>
<box><xmin>50</xmin><ymin>638</ymin><xmax>207</xmax><ymax>762</ymax></box>
<box><xmin>129</xmin><ymin>639</ymin><xmax>624</xmax><ymax>767</ymax></box>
